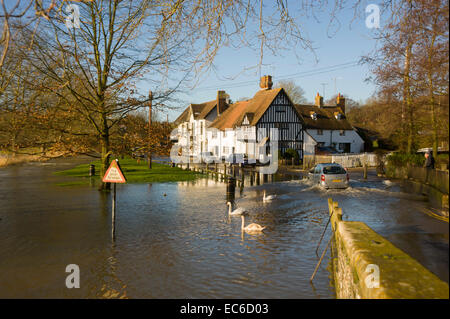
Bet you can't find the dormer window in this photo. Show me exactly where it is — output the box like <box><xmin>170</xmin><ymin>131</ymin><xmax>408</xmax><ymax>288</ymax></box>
<box><xmin>310</xmin><ymin>112</ymin><xmax>318</xmax><ymax>120</ymax></box>
<box><xmin>335</xmin><ymin>112</ymin><xmax>343</xmax><ymax>120</ymax></box>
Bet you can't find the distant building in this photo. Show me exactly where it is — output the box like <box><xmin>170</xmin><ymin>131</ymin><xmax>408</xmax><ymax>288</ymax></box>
<box><xmin>295</xmin><ymin>93</ymin><xmax>364</xmax><ymax>155</ymax></box>
<box><xmin>172</xmin><ymin>75</ymin><xmax>364</xmax><ymax>161</ymax></box>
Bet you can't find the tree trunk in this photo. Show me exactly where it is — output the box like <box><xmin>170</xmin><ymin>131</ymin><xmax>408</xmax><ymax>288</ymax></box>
<box><xmin>99</xmin><ymin>118</ymin><xmax>111</xmax><ymax>191</ymax></box>
<box><xmin>403</xmin><ymin>41</ymin><xmax>414</xmax><ymax>154</ymax></box>
<box><xmin>427</xmin><ymin>32</ymin><xmax>438</xmax><ymax>161</ymax></box>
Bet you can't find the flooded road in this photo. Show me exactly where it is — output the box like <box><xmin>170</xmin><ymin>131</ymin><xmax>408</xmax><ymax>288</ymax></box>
<box><xmin>0</xmin><ymin>158</ymin><xmax>448</xmax><ymax>298</ymax></box>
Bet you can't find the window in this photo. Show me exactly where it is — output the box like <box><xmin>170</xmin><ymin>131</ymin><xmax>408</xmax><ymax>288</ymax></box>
<box><xmin>323</xmin><ymin>165</ymin><xmax>347</xmax><ymax>175</ymax></box>
<box><xmin>339</xmin><ymin>130</ymin><xmax>345</xmax><ymax>136</ymax></box>
<box><xmin>223</xmin><ymin>146</ymin><xmax>229</xmax><ymax>154</ymax></box>
<box><xmin>200</xmin><ymin>122</ymin><xmax>203</xmax><ymax>135</ymax></box>
<box><xmin>317</xmin><ymin>129</ymin><xmax>323</xmax><ymax>135</ymax></box>
<box><xmin>339</xmin><ymin>143</ymin><xmax>351</xmax><ymax>153</ymax></box>
<box><xmin>212</xmin><ymin>130</ymin><xmax>217</xmax><ymax>138</ymax></box>
<box><xmin>275</xmin><ymin>105</ymin><xmax>285</xmax><ymax>112</ymax></box>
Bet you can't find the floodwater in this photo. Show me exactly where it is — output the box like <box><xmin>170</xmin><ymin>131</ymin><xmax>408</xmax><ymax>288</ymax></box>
<box><xmin>0</xmin><ymin>158</ymin><xmax>448</xmax><ymax>298</ymax></box>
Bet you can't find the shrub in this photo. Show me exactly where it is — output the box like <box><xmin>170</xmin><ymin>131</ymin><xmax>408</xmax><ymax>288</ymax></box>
<box><xmin>387</xmin><ymin>152</ymin><xmax>425</xmax><ymax>167</ymax></box>
<box><xmin>284</xmin><ymin>148</ymin><xmax>300</xmax><ymax>160</ymax></box>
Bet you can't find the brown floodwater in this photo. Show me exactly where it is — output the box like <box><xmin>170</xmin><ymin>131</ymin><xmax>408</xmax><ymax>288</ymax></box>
<box><xmin>0</xmin><ymin>157</ymin><xmax>447</xmax><ymax>298</ymax></box>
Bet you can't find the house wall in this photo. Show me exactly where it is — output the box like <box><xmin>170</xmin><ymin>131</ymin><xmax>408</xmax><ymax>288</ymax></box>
<box><xmin>303</xmin><ymin>132</ymin><xmax>317</xmax><ymax>156</ymax></box>
<box><xmin>175</xmin><ymin>116</ymin><xmax>210</xmax><ymax>157</ymax></box>
<box><xmin>306</xmin><ymin>129</ymin><xmax>364</xmax><ymax>153</ymax></box>
<box><xmin>206</xmin><ymin>128</ymin><xmax>237</xmax><ymax>158</ymax></box>
<box><xmin>256</xmin><ymin>90</ymin><xmax>303</xmax><ymax>158</ymax></box>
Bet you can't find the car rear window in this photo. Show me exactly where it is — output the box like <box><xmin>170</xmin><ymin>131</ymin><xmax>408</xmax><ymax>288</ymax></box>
<box><xmin>323</xmin><ymin>166</ymin><xmax>346</xmax><ymax>174</ymax></box>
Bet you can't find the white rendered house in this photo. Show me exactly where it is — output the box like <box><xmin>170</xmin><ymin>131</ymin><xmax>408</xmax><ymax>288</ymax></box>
<box><xmin>172</xmin><ymin>76</ymin><xmax>364</xmax><ymax>162</ymax></box>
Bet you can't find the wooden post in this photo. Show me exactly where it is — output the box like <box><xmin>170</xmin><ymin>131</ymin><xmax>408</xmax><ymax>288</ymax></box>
<box><xmin>89</xmin><ymin>164</ymin><xmax>95</xmax><ymax>176</ymax></box>
<box><xmin>112</xmin><ymin>183</ymin><xmax>116</xmax><ymax>240</ymax></box>
<box><xmin>363</xmin><ymin>162</ymin><xmax>368</xmax><ymax>179</ymax></box>
<box><xmin>226</xmin><ymin>177</ymin><xmax>236</xmax><ymax>201</ymax></box>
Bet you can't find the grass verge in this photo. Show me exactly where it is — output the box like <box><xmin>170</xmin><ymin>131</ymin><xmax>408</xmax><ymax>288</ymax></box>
<box><xmin>54</xmin><ymin>157</ymin><xmax>204</xmax><ymax>186</ymax></box>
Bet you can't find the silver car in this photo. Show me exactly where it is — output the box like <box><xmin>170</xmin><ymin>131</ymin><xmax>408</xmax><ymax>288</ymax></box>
<box><xmin>308</xmin><ymin>163</ymin><xmax>349</xmax><ymax>189</ymax></box>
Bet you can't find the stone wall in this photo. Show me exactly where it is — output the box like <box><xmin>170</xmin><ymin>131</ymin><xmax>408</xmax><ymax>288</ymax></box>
<box><xmin>385</xmin><ymin>165</ymin><xmax>449</xmax><ymax>211</ymax></box>
<box><xmin>328</xmin><ymin>198</ymin><xmax>449</xmax><ymax>299</ymax></box>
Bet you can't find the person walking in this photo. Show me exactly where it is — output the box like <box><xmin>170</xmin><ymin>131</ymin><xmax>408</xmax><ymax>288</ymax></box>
<box><xmin>424</xmin><ymin>150</ymin><xmax>435</xmax><ymax>169</ymax></box>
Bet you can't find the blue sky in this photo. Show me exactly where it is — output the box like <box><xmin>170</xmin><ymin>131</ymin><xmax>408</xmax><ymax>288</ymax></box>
<box><xmin>155</xmin><ymin>2</ymin><xmax>381</xmax><ymax>121</ymax></box>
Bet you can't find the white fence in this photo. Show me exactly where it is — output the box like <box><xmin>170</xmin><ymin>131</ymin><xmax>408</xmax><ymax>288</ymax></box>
<box><xmin>304</xmin><ymin>153</ymin><xmax>378</xmax><ymax>168</ymax></box>
<box><xmin>330</xmin><ymin>153</ymin><xmax>377</xmax><ymax>168</ymax></box>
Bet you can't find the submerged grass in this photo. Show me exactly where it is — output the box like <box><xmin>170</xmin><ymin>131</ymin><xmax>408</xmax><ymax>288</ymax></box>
<box><xmin>54</xmin><ymin>157</ymin><xmax>204</xmax><ymax>186</ymax></box>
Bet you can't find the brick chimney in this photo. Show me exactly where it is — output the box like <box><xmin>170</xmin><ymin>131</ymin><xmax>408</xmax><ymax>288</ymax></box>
<box><xmin>336</xmin><ymin>93</ymin><xmax>346</xmax><ymax>114</ymax></box>
<box><xmin>259</xmin><ymin>75</ymin><xmax>273</xmax><ymax>90</ymax></box>
<box><xmin>314</xmin><ymin>92</ymin><xmax>323</xmax><ymax>107</ymax></box>
<box><xmin>217</xmin><ymin>90</ymin><xmax>228</xmax><ymax>115</ymax></box>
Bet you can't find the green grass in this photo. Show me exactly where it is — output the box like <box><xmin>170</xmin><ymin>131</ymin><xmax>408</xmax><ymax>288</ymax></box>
<box><xmin>54</xmin><ymin>157</ymin><xmax>204</xmax><ymax>186</ymax></box>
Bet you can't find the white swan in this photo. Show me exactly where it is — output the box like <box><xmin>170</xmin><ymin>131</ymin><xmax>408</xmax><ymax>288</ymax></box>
<box><xmin>227</xmin><ymin>202</ymin><xmax>246</xmax><ymax>216</ymax></box>
<box><xmin>383</xmin><ymin>180</ymin><xmax>393</xmax><ymax>187</ymax></box>
<box><xmin>241</xmin><ymin>214</ymin><xmax>265</xmax><ymax>233</ymax></box>
<box><xmin>263</xmin><ymin>190</ymin><xmax>276</xmax><ymax>202</ymax></box>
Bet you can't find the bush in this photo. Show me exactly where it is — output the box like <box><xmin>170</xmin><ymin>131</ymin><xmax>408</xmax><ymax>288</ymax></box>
<box><xmin>436</xmin><ymin>153</ymin><xmax>449</xmax><ymax>165</ymax></box>
<box><xmin>387</xmin><ymin>152</ymin><xmax>425</xmax><ymax>167</ymax></box>
<box><xmin>284</xmin><ymin>148</ymin><xmax>300</xmax><ymax>160</ymax></box>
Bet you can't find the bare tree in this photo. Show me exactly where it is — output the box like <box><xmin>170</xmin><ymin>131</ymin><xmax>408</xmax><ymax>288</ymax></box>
<box><xmin>15</xmin><ymin>0</ymin><xmax>333</xmax><ymax>190</ymax></box>
<box><xmin>274</xmin><ymin>79</ymin><xmax>308</xmax><ymax>104</ymax></box>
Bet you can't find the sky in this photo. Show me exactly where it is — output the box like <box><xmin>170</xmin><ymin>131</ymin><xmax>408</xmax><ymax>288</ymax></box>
<box><xmin>147</xmin><ymin>1</ymin><xmax>382</xmax><ymax>122</ymax></box>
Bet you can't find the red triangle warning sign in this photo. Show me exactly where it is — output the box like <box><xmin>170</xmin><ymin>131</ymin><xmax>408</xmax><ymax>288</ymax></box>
<box><xmin>102</xmin><ymin>159</ymin><xmax>127</xmax><ymax>183</ymax></box>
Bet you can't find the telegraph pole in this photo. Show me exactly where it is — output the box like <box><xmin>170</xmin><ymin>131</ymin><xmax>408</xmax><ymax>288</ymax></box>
<box><xmin>148</xmin><ymin>90</ymin><xmax>153</xmax><ymax>169</ymax></box>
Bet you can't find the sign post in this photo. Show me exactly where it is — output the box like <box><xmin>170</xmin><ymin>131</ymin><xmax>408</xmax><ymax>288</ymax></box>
<box><xmin>102</xmin><ymin>159</ymin><xmax>127</xmax><ymax>240</ymax></box>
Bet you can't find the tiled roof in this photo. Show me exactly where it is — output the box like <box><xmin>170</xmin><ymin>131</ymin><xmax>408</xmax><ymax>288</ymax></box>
<box><xmin>175</xmin><ymin>86</ymin><xmax>354</xmax><ymax>132</ymax></box>
<box><xmin>196</xmin><ymin>100</ymin><xmax>218</xmax><ymax>119</ymax></box>
<box><xmin>294</xmin><ymin>104</ymin><xmax>353</xmax><ymax>130</ymax></box>
<box><xmin>209</xmin><ymin>88</ymin><xmax>282</xmax><ymax>130</ymax></box>
<box><xmin>174</xmin><ymin>100</ymin><xmax>222</xmax><ymax>125</ymax></box>
<box><xmin>174</xmin><ymin>106</ymin><xmax>191</xmax><ymax>125</ymax></box>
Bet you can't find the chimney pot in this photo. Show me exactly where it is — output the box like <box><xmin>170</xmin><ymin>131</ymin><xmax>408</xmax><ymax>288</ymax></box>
<box><xmin>259</xmin><ymin>75</ymin><xmax>273</xmax><ymax>90</ymax></box>
<box><xmin>315</xmin><ymin>92</ymin><xmax>323</xmax><ymax>107</ymax></box>
<box><xmin>217</xmin><ymin>90</ymin><xmax>228</xmax><ymax>115</ymax></box>
<box><xmin>336</xmin><ymin>93</ymin><xmax>346</xmax><ymax>114</ymax></box>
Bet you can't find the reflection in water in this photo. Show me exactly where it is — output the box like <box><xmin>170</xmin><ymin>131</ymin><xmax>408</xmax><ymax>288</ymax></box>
<box><xmin>98</xmin><ymin>245</ymin><xmax>128</xmax><ymax>299</ymax></box>
<box><xmin>0</xmin><ymin>159</ymin><xmax>448</xmax><ymax>298</ymax></box>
